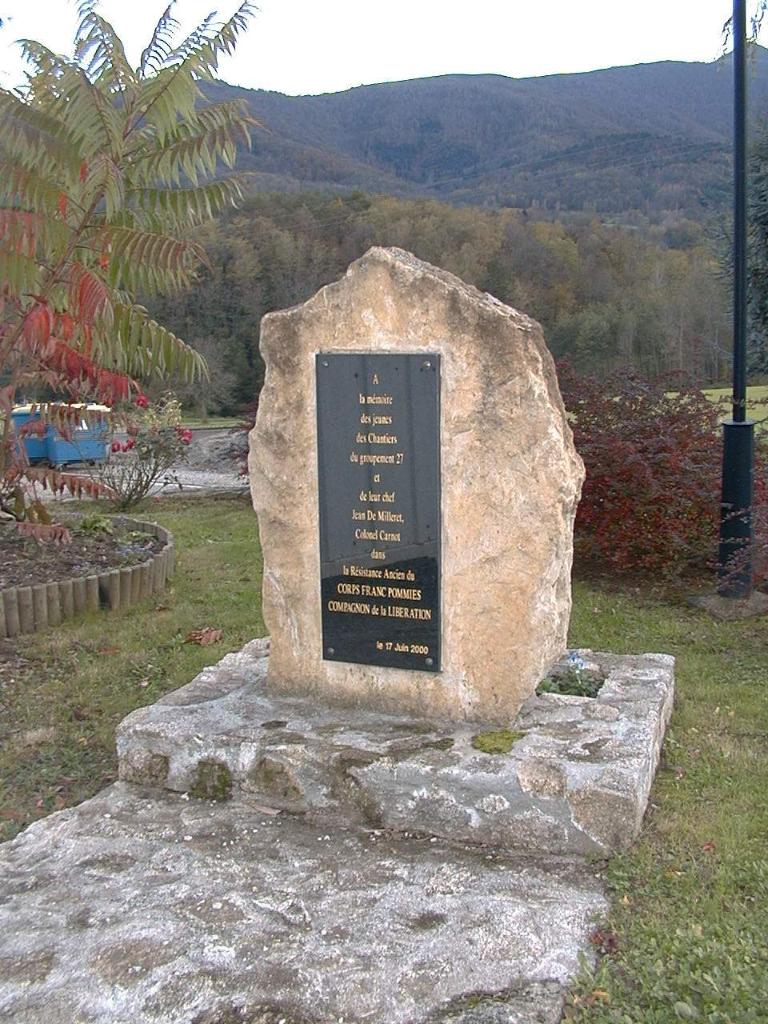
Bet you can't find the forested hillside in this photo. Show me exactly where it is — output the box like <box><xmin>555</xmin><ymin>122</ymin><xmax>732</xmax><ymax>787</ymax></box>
<box><xmin>149</xmin><ymin>193</ymin><xmax>729</xmax><ymax>415</ymax></box>
<box><xmin>204</xmin><ymin>49</ymin><xmax>768</xmax><ymax>222</ymax></box>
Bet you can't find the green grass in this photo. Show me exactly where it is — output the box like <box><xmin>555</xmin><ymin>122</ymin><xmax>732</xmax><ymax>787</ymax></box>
<box><xmin>702</xmin><ymin>384</ymin><xmax>768</xmax><ymax>405</ymax></box>
<box><xmin>701</xmin><ymin>384</ymin><xmax>768</xmax><ymax>436</ymax></box>
<box><xmin>566</xmin><ymin>580</ymin><xmax>768</xmax><ymax>1022</ymax></box>
<box><xmin>1</xmin><ymin>501</ymin><xmax>767</xmax><ymax>1020</ymax></box>
<box><xmin>0</xmin><ymin>493</ymin><xmax>263</xmax><ymax>841</ymax></box>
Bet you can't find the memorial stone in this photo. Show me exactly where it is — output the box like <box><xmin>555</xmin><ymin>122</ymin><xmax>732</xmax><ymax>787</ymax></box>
<box><xmin>249</xmin><ymin>247</ymin><xmax>584</xmax><ymax>722</ymax></box>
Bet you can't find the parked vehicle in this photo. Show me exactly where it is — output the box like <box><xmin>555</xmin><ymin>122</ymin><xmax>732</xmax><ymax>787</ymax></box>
<box><xmin>11</xmin><ymin>404</ymin><xmax>111</xmax><ymax>468</ymax></box>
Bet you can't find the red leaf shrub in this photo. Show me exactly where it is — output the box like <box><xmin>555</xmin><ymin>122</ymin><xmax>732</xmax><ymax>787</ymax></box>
<box><xmin>557</xmin><ymin>362</ymin><xmax>767</xmax><ymax>582</ymax></box>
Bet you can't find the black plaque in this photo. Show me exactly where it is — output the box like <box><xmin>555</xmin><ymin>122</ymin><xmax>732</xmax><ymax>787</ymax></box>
<box><xmin>316</xmin><ymin>353</ymin><xmax>440</xmax><ymax>671</ymax></box>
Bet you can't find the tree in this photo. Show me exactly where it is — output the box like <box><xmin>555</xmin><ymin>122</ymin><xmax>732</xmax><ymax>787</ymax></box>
<box><xmin>0</xmin><ymin>0</ymin><xmax>255</xmax><ymax>536</ymax></box>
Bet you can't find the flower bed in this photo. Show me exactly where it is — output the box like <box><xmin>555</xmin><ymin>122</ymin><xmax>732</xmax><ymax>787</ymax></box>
<box><xmin>0</xmin><ymin>517</ymin><xmax>175</xmax><ymax>638</ymax></box>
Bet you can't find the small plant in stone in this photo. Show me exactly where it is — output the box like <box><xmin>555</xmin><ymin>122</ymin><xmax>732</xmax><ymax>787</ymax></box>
<box><xmin>538</xmin><ymin>670</ymin><xmax>603</xmax><ymax>699</ymax></box>
<box><xmin>538</xmin><ymin>652</ymin><xmax>604</xmax><ymax>698</ymax></box>
<box><xmin>98</xmin><ymin>394</ymin><xmax>192</xmax><ymax>510</ymax></box>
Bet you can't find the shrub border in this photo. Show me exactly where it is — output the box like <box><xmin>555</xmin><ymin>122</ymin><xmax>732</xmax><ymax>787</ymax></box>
<box><xmin>0</xmin><ymin>517</ymin><xmax>175</xmax><ymax>639</ymax></box>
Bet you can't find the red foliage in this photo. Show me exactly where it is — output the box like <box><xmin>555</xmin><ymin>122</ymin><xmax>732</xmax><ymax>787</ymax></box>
<box><xmin>41</xmin><ymin>339</ymin><xmax>133</xmax><ymax>405</ymax></box>
<box><xmin>68</xmin><ymin>262</ymin><xmax>110</xmax><ymax>326</ymax></box>
<box><xmin>16</xmin><ymin>521</ymin><xmax>71</xmax><ymax>544</ymax></box>
<box><xmin>557</xmin><ymin>362</ymin><xmax>768</xmax><ymax>582</ymax></box>
<box><xmin>14</xmin><ymin>293</ymin><xmax>134</xmax><ymax>407</ymax></box>
<box><xmin>23</xmin><ymin>302</ymin><xmax>52</xmax><ymax>349</ymax></box>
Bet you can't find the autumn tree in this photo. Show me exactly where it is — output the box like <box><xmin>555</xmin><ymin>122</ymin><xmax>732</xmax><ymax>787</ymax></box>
<box><xmin>0</xmin><ymin>0</ymin><xmax>255</xmax><ymax>536</ymax></box>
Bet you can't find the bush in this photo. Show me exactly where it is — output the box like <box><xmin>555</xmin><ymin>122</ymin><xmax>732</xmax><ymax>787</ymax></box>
<box><xmin>99</xmin><ymin>395</ymin><xmax>192</xmax><ymax>511</ymax></box>
<box><xmin>557</xmin><ymin>363</ymin><xmax>768</xmax><ymax>582</ymax></box>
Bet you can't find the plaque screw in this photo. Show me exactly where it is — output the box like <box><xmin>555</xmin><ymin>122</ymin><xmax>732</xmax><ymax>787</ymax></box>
<box><xmin>321</xmin><ymin>360</ymin><xmax>329</xmax><ymax>367</ymax></box>
<box><xmin>422</xmin><ymin>360</ymin><xmax>432</xmax><ymax>369</ymax></box>
<box><xmin>327</xmin><ymin>647</ymin><xmax>335</xmax><ymax>656</ymax></box>
<box><xmin>425</xmin><ymin>657</ymin><xmax>434</xmax><ymax>667</ymax></box>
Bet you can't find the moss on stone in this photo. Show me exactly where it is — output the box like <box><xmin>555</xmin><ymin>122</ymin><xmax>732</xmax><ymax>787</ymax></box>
<box><xmin>470</xmin><ymin>729</ymin><xmax>526</xmax><ymax>754</ymax></box>
<box><xmin>131</xmin><ymin>753</ymin><xmax>169</xmax><ymax>786</ymax></box>
<box><xmin>423</xmin><ymin>737</ymin><xmax>454</xmax><ymax>751</ymax></box>
<box><xmin>190</xmin><ymin>760</ymin><xmax>233</xmax><ymax>802</ymax></box>
<box><xmin>249</xmin><ymin>757</ymin><xmax>303</xmax><ymax>804</ymax></box>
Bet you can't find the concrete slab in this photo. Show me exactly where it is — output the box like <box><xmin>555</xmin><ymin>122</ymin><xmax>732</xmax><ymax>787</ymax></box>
<box><xmin>0</xmin><ymin>784</ymin><xmax>606</xmax><ymax>1024</ymax></box>
<box><xmin>118</xmin><ymin>640</ymin><xmax>674</xmax><ymax>856</ymax></box>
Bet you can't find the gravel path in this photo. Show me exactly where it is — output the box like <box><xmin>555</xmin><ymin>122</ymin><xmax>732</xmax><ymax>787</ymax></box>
<box><xmin>29</xmin><ymin>427</ymin><xmax>250</xmax><ymax>501</ymax></box>
<box><xmin>153</xmin><ymin>467</ymin><xmax>247</xmax><ymax>494</ymax></box>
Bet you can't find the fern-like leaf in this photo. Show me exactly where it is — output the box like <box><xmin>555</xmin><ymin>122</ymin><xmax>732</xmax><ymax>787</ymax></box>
<box><xmin>139</xmin><ymin>3</ymin><xmax>180</xmax><ymax>77</ymax></box>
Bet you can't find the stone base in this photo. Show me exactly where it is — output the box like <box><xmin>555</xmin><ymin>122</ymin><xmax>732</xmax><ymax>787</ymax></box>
<box><xmin>0</xmin><ymin>784</ymin><xmax>606</xmax><ymax>1024</ymax></box>
<box><xmin>118</xmin><ymin>640</ymin><xmax>674</xmax><ymax>857</ymax></box>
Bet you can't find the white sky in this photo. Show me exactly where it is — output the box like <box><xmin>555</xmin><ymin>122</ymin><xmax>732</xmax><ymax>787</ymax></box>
<box><xmin>0</xmin><ymin>1</ymin><xmax>757</xmax><ymax>96</ymax></box>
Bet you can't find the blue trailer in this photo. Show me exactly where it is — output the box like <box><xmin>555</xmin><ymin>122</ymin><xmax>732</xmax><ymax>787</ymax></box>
<box><xmin>12</xmin><ymin>404</ymin><xmax>111</xmax><ymax>467</ymax></box>
<box><xmin>10</xmin><ymin>407</ymin><xmax>47</xmax><ymax>462</ymax></box>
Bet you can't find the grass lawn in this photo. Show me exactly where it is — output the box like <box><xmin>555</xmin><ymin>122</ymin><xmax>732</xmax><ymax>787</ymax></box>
<box><xmin>702</xmin><ymin>384</ymin><xmax>768</xmax><ymax>435</ymax></box>
<box><xmin>566</xmin><ymin>580</ymin><xmax>768</xmax><ymax>1021</ymax></box>
<box><xmin>0</xmin><ymin>493</ymin><xmax>263</xmax><ymax>842</ymax></box>
<box><xmin>1</xmin><ymin>495</ymin><xmax>766</xmax><ymax>1020</ymax></box>
<box><xmin>703</xmin><ymin>384</ymin><xmax>768</xmax><ymax>405</ymax></box>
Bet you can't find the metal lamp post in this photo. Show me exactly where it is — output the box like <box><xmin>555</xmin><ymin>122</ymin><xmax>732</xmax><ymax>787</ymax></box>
<box><xmin>717</xmin><ymin>0</ymin><xmax>756</xmax><ymax>598</ymax></box>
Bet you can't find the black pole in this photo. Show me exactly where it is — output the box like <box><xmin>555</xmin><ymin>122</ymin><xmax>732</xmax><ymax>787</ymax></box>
<box><xmin>718</xmin><ymin>0</ymin><xmax>755</xmax><ymax>597</ymax></box>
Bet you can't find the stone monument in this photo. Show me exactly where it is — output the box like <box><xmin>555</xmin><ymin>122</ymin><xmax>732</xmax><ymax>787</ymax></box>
<box><xmin>1</xmin><ymin>250</ymin><xmax>676</xmax><ymax>1024</ymax></box>
<box><xmin>249</xmin><ymin>246</ymin><xmax>585</xmax><ymax>722</ymax></box>
<box><xmin>118</xmin><ymin>246</ymin><xmax>673</xmax><ymax>856</ymax></box>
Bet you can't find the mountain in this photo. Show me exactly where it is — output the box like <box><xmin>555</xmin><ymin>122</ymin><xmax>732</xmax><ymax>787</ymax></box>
<box><xmin>204</xmin><ymin>48</ymin><xmax>768</xmax><ymax>222</ymax></box>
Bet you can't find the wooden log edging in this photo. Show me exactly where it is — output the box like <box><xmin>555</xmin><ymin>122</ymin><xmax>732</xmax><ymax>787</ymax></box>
<box><xmin>1</xmin><ymin>517</ymin><xmax>175</xmax><ymax>639</ymax></box>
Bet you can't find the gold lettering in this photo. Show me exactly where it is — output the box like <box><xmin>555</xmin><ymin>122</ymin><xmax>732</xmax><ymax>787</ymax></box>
<box><xmin>354</xmin><ymin>528</ymin><xmax>378</xmax><ymax>540</ymax></box>
<box><xmin>386</xmin><ymin>605</ymin><xmax>432</xmax><ymax>620</ymax></box>
<box><xmin>359</xmin><ymin>454</ymin><xmax>395</xmax><ymax>465</ymax></box>
<box><xmin>327</xmin><ymin>600</ymin><xmax>371</xmax><ymax>614</ymax></box>
<box><xmin>386</xmin><ymin>587</ymin><xmax>422</xmax><ymax>601</ymax></box>
<box><xmin>348</xmin><ymin>565</ymin><xmax>383</xmax><ymax>578</ymax></box>
<box><xmin>336</xmin><ymin>582</ymin><xmax>361</xmax><ymax>596</ymax></box>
